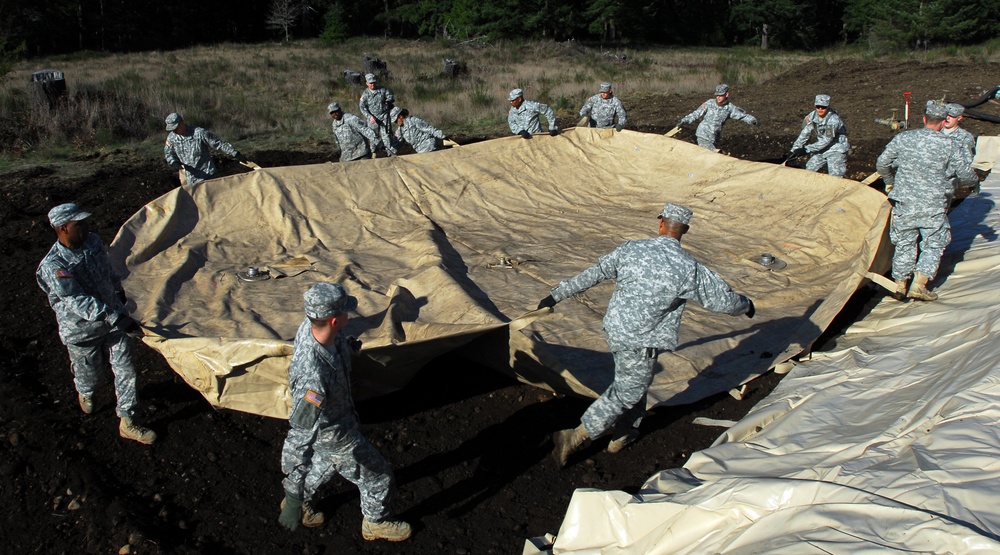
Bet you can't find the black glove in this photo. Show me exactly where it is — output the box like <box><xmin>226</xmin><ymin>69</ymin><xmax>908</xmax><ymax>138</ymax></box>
<box><xmin>615</xmin><ymin>124</ymin><xmax>624</xmax><ymax>132</ymax></box>
<box><xmin>114</xmin><ymin>314</ymin><xmax>142</xmax><ymax>335</ymax></box>
<box><xmin>792</xmin><ymin>147</ymin><xmax>807</xmax><ymax>157</ymax></box>
<box><xmin>235</xmin><ymin>152</ymin><xmax>248</xmax><ymax>163</ymax></box>
<box><xmin>348</xmin><ymin>336</ymin><xmax>363</xmax><ymax>354</ymax></box>
<box><xmin>518</xmin><ymin>130</ymin><xmax>532</xmax><ymax>139</ymax></box>
<box><xmin>117</xmin><ymin>288</ymin><xmax>128</xmax><ymax>305</ymax></box>
<box><xmin>536</xmin><ymin>295</ymin><xmax>557</xmax><ymax>310</ymax></box>
<box><xmin>277</xmin><ymin>492</ymin><xmax>302</xmax><ymax>531</ymax></box>
<box><xmin>744</xmin><ymin>297</ymin><xmax>755</xmax><ymax>319</ymax></box>
<box><xmin>675</xmin><ymin>120</ymin><xmax>684</xmax><ymax>128</ymax></box>
<box><xmin>549</xmin><ymin>128</ymin><xmax>559</xmax><ymax>136</ymax></box>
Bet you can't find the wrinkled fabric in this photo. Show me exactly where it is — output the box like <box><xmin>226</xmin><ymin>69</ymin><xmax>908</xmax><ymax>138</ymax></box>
<box><xmin>508</xmin><ymin>100</ymin><xmax>557</xmax><ymax>135</ymax></box>
<box><xmin>332</xmin><ymin>112</ymin><xmax>378</xmax><ymax>162</ymax></box>
<box><xmin>579</xmin><ymin>94</ymin><xmax>627</xmax><ymax>129</ymax></box>
<box><xmin>280</xmin><ymin>319</ymin><xmax>395</xmax><ymax>520</ymax></box>
<box><xmin>395</xmin><ymin>115</ymin><xmax>445</xmax><ymax>154</ymax></box>
<box><xmin>792</xmin><ymin>108</ymin><xmax>850</xmax><ymax>177</ymax></box>
<box><xmin>359</xmin><ymin>85</ymin><xmax>397</xmax><ymax>155</ymax></box>
<box><xmin>877</xmin><ymin>127</ymin><xmax>978</xmax><ymax>280</ymax></box>
<box><xmin>164</xmin><ymin>127</ymin><xmax>240</xmax><ymax>185</ymax></box>
<box><xmin>679</xmin><ymin>99</ymin><xmax>757</xmax><ymax>150</ymax></box>
<box><xmin>549</xmin><ymin>235</ymin><xmax>750</xmax><ymax>352</ymax></box>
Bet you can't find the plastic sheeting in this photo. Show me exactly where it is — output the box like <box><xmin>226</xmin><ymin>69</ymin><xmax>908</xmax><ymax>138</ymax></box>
<box><xmin>110</xmin><ymin>128</ymin><xmax>889</xmax><ymax>419</ymax></box>
<box><xmin>527</xmin><ymin>140</ymin><xmax>1000</xmax><ymax>554</ymax></box>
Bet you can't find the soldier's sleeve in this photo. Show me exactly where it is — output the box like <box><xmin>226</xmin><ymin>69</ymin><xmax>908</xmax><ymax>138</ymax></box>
<box><xmin>508</xmin><ymin>110</ymin><xmax>519</xmax><ymax>134</ymax></box>
<box><xmin>689</xmin><ymin>262</ymin><xmax>750</xmax><ymax>316</ymax></box>
<box><xmin>164</xmin><ymin>138</ymin><xmax>182</xmax><ymax>170</ymax></box>
<box><xmin>791</xmin><ymin>116</ymin><xmax>812</xmax><ymax>151</ymax></box>
<box><xmin>731</xmin><ymin>105</ymin><xmax>757</xmax><ymax>125</ymax></box>
<box><xmin>286</xmin><ymin>348</ymin><xmax>326</xmax><ymax>430</ymax></box>
<box><xmin>419</xmin><ymin>118</ymin><xmax>445</xmax><ymax>139</ymax></box>
<box><xmin>203</xmin><ymin>130</ymin><xmax>240</xmax><ymax>158</ymax></box>
<box><xmin>948</xmin><ymin>141</ymin><xmax>979</xmax><ymax>189</ymax></box>
<box><xmin>359</xmin><ymin>92</ymin><xmax>373</xmax><ymax>120</ymax></box>
<box><xmin>351</xmin><ymin>116</ymin><xmax>378</xmax><ymax>144</ymax></box>
<box><xmin>385</xmin><ymin>88</ymin><xmax>395</xmax><ymax>106</ymax></box>
<box><xmin>579</xmin><ymin>97</ymin><xmax>593</xmax><ymax>117</ymax></box>
<box><xmin>679</xmin><ymin>102</ymin><xmax>707</xmax><ymax>125</ymax></box>
<box><xmin>540</xmin><ymin>102</ymin><xmax>558</xmax><ymax>131</ymax></box>
<box><xmin>551</xmin><ymin>245</ymin><xmax>621</xmax><ymax>301</ymax></box>
<box><xmin>875</xmin><ymin>136</ymin><xmax>901</xmax><ymax>185</ymax></box>
<box><xmin>37</xmin><ymin>261</ymin><xmax>120</xmax><ymax>326</ymax></box>
<box><xmin>616</xmin><ymin>99</ymin><xmax>627</xmax><ymax>126</ymax></box>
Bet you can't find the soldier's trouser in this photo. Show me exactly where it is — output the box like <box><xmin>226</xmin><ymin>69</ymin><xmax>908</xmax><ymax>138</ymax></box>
<box><xmin>581</xmin><ymin>348</ymin><xmax>657</xmax><ymax>439</ymax></box>
<box><xmin>806</xmin><ymin>151</ymin><xmax>847</xmax><ymax>177</ymax></box>
<box><xmin>370</xmin><ymin>118</ymin><xmax>397</xmax><ymax>155</ymax></box>
<box><xmin>65</xmin><ymin>331</ymin><xmax>138</xmax><ymax>418</ymax></box>
<box><xmin>282</xmin><ymin>424</ymin><xmax>394</xmax><ymax>521</ymax></box>
<box><xmin>889</xmin><ymin>204</ymin><xmax>950</xmax><ymax>281</ymax></box>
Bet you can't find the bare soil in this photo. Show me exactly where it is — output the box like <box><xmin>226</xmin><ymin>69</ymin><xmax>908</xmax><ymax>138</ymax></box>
<box><xmin>2</xmin><ymin>59</ymin><xmax>998</xmax><ymax>555</ymax></box>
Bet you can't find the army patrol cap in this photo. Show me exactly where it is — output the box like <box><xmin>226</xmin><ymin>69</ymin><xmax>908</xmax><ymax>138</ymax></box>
<box><xmin>327</xmin><ymin>102</ymin><xmax>341</xmax><ymax>113</ymax></box>
<box><xmin>303</xmin><ymin>282</ymin><xmax>358</xmax><ymax>319</ymax></box>
<box><xmin>946</xmin><ymin>103</ymin><xmax>965</xmax><ymax>117</ymax></box>
<box><xmin>48</xmin><ymin>203</ymin><xmax>92</xmax><ymax>228</ymax></box>
<box><xmin>365</xmin><ymin>73</ymin><xmax>377</xmax><ymax>84</ymax></box>
<box><xmin>715</xmin><ymin>84</ymin><xmax>730</xmax><ymax>96</ymax></box>
<box><xmin>599</xmin><ymin>82</ymin><xmax>612</xmax><ymax>93</ymax></box>
<box><xmin>390</xmin><ymin>106</ymin><xmax>403</xmax><ymax>121</ymax></box>
<box><xmin>925</xmin><ymin>100</ymin><xmax>947</xmax><ymax>119</ymax></box>
<box><xmin>164</xmin><ymin>112</ymin><xmax>183</xmax><ymax>131</ymax></box>
<box><xmin>814</xmin><ymin>94</ymin><xmax>831</xmax><ymax>107</ymax></box>
<box><xmin>508</xmin><ymin>88</ymin><xmax>524</xmax><ymax>101</ymax></box>
<box><xmin>658</xmin><ymin>203</ymin><xmax>693</xmax><ymax>226</ymax></box>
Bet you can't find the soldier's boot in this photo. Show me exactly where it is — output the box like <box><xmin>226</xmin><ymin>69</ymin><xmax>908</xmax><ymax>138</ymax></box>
<box><xmin>606</xmin><ymin>428</ymin><xmax>640</xmax><ymax>454</ymax></box>
<box><xmin>907</xmin><ymin>273</ymin><xmax>938</xmax><ymax>302</ymax></box>
<box><xmin>119</xmin><ymin>417</ymin><xmax>157</xmax><ymax>444</ymax></box>
<box><xmin>279</xmin><ymin>498</ymin><xmax>325</xmax><ymax>528</ymax></box>
<box><xmin>361</xmin><ymin>517</ymin><xmax>412</xmax><ymax>542</ymax></box>
<box><xmin>892</xmin><ymin>278</ymin><xmax>909</xmax><ymax>301</ymax></box>
<box><xmin>78</xmin><ymin>394</ymin><xmax>93</xmax><ymax>414</ymax></box>
<box><xmin>552</xmin><ymin>425</ymin><xmax>589</xmax><ymax>468</ymax></box>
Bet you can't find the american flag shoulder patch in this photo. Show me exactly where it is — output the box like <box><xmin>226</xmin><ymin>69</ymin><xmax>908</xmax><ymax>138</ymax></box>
<box><xmin>304</xmin><ymin>389</ymin><xmax>324</xmax><ymax>407</ymax></box>
<box><xmin>55</xmin><ymin>268</ymin><xmax>72</xmax><ymax>278</ymax></box>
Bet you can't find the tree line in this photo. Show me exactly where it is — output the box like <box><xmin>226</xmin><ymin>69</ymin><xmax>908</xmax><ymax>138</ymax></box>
<box><xmin>3</xmin><ymin>0</ymin><xmax>1000</xmax><ymax>58</ymax></box>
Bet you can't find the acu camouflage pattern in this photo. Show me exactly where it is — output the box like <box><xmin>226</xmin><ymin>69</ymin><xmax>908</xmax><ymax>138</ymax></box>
<box><xmin>332</xmin><ymin>112</ymin><xmax>379</xmax><ymax>162</ymax></box>
<box><xmin>508</xmin><ymin>99</ymin><xmax>557</xmax><ymax>135</ymax></box>
<box><xmin>579</xmin><ymin>93</ymin><xmax>627</xmax><ymax>128</ymax></box>
<box><xmin>876</xmin><ymin>127</ymin><xmax>978</xmax><ymax>280</ymax></box>
<box><xmin>678</xmin><ymin>99</ymin><xmax>758</xmax><ymax>150</ymax></box>
<box><xmin>164</xmin><ymin>126</ymin><xmax>241</xmax><ymax>185</ymax></box>
<box><xmin>791</xmin><ymin>107</ymin><xmax>850</xmax><ymax>177</ymax></box>
<box><xmin>359</xmin><ymin>85</ymin><xmax>397</xmax><ymax>155</ymax></box>
<box><xmin>36</xmin><ymin>232</ymin><xmax>139</xmax><ymax>417</ymax></box>
<box><xmin>550</xmin><ymin>234</ymin><xmax>750</xmax><ymax>439</ymax></box>
<box><xmin>281</xmin><ymin>319</ymin><xmax>395</xmax><ymax>520</ymax></box>
<box><xmin>395</xmin><ymin>115</ymin><xmax>445</xmax><ymax>154</ymax></box>
<box><xmin>944</xmin><ymin>125</ymin><xmax>977</xmax><ymax>196</ymax></box>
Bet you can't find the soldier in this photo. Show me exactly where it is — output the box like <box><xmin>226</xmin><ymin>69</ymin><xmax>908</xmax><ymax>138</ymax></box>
<box><xmin>677</xmin><ymin>84</ymin><xmax>758</xmax><ymax>151</ymax></box>
<box><xmin>390</xmin><ymin>107</ymin><xmax>446</xmax><ymax>154</ymax></box>
<box><xmin>789</xmin><ymin>94</ymin><xmax>850</xmax><ymax>177</ymax></box>
<box><xmin>876</xmin><ymin>101</ymin><xmax>979</xmax><ymax>302</ymax></box>
<box><xmin>508</xmin><ymin>88</ymin><xmax>558</xmax><ymax>138</ymax></box>
<box><xmin>537</xmin><ymin>203</ymin><xmax>755</xmax><ymax>467</ymax></box>
<box><xmin>328</xmin><ymin>102</ymin><xmax>379</xmax><ymax>162</ymax></box>
<box><xmin>36</xmin><ymin>203</ymin><xmax>156</xmax><ymax>445</ymax></box>
<box><xmin>278</xmin><ymin>282</ymin><xmax>411</xmax><ymax>541</ymax></box>
<box><xmin>943</xmin><ymin>102</ymin><xmax>978</xmax><ymax>198</ymax></box>
<box><xmin>579</xmin><ymin>82</ymin><xmax>627</xmax><ymax>131</ymax></box>
<box><xmin>358</xmin><ymin>73</ymin><xmax>397</xmax><ymax>156</ymax></box>
<box><xmin>163</xmin><ymin>112</ymin><xmax>248</xmax><ymax>185</ymax></box>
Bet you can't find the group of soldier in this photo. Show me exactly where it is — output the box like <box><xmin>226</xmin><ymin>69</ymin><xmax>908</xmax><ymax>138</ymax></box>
<box><xmin>38</xmin><ymin>77</ymin><xmax>980</xmax><ymax>543</ymax></box>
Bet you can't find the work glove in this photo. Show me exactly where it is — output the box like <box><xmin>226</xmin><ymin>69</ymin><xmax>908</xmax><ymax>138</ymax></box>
<box><xmin>615</xmin><ymin>124</ymin><xmax>624</xmax><ymax>132</ymax></box>
<box><xmin>518</xmin><ymin>130</ymin><xmax>532</xmax><ymax>139</ymax></box>
<box><xmin>744</xmin><ymin>297</ymin><xmax>755</xmax><ymax>319</ymax></box>
<box><xmin>348</xmin><ymin>336</ymin><xmax>363</xmax><ymax>354</ymax></box>
<box><xmin>549</xmin><ymin>128</ymin><xmax>559</xmax><ymax>136</ymax></box>
<box><xmin>235</xmin><ymin>152</ymin><xmax>248</xmax><ymax>163</ymax></box>
<box><xmin>117</xmin><ymin>288</ymin><xmax>128</xmax><ymax>305</ymax></box>
<box><xmin>675</xmin><ymin>120</ymin><xmax>684</xmax><ymax>128</ymax></box>
<box><xmin>113</xmin><ymin>314</ymin><xmax>142</xmax><ymax>336</ymax></box>
<box><xmin>536</xmin><ymin>295</ymin><xmax>557</xmax><ymax>310</ymax></box>
<box><xmin>278</xmin><ymin>492</ymin><xmax>302</xmax><ymax>531</ymax></box>
<box><xmin>792</xmin><ymin>147</ymin><xmax>807</xmax><ymax>157</ymax></box>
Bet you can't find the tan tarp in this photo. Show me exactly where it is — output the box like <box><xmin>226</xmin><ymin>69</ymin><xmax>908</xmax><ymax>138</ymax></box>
<box><xmin>109</xmin><ymin>128</ymin><xmax>889</xmax><ymax>419</ymax></box>
<box><xmin>524</xmin><ymin>141</ymin><xmax>1000</xmax><ymax>555</ymax></box>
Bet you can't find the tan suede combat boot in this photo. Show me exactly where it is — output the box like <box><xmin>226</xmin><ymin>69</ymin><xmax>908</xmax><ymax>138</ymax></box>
<box><xmin>907</xmin><ymin>273</ymin><xmax>938</xmax><ymax>301</ymax></box>
<box><xmin>119</xmin><ymin>417</ymin><xmax>157</xmax><ymax>444</ymax></box>
<box><xmin>552</xmin><ymin>425</ymin><xmax>589</xmax><ymax>467</ymax></box>
<box><xmin>78</xmin><ymin>394</ymin><xmax>93</xmax><ymax>414</ymax></box>
<box><xmin>361</xmin><ymin>517</ymin><xmax>412</xmax><ymax>541</ymax></box>
<box><xmin>892</xmin><ymin>278</ymin><xmax>909</xmax><ymax>301</ymax></box>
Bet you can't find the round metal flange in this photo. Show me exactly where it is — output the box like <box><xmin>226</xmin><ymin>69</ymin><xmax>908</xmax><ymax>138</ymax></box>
<box><xmin>237</xmin><ymin>266</ymin><xmax>271</xmax><ymax>282</ymax></box>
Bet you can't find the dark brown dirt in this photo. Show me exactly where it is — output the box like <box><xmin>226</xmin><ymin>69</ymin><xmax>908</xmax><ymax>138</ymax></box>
<box><xmin>2</xmin><ymin>59</ymin><xmax>998</xmax><ymax>555</ymax></box>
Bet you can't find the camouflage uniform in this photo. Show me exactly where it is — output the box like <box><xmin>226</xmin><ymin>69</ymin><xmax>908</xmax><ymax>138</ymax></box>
<box><xmin>791</xmin><ymin>96</ymin><xmax>850</xmax><ymax>177</ymax></box>
<box><xmin>359</xmin><ymin>78</ymin><xmax>397</xmax><ymax>156</ymax></box>
<box><xmin>549</xmin><ymin>209</ymin><xmax>751</xmax><ymax>439</ymax></box>
<box><xmin>36</xmin><ymin>232</ymin><xmax>139</xmax><ymax>418</ymax></box>
<box><xmin>678</xmin><ymin>87</ymin><xmax>758</xmax><ymax>150</ymax></box>
<box><xmin>579</xmin><ymin>84</ymin><xmax>627</xmax><ymax>129</ymax></box>
<box><xmin>394</xmin><ymin>113</ymin><xmax>445</xmax><ymax>154</ymax></box>
<box><xmin>876</xmin><ymin>126</ymin><xmax>978</xmax><ymax>282</ymax></box>
<box><xmin>164</xmin><ymin>125</ymin><xmax>242</xmax><ymax>186</ymax></box>
<box><xmin>332</xmin><ymin>112</ymin><xmax>379</xmax><ymax>162</ymax></box>
<box><xmin>508</xmin><ymin>92</ymin><xmax>558</xmax><ymax>135</ymax></box>
<box><xmin>281</xmin><ymin>302</ymin><xmax>396</xmax><ymax>522</ymax></box>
